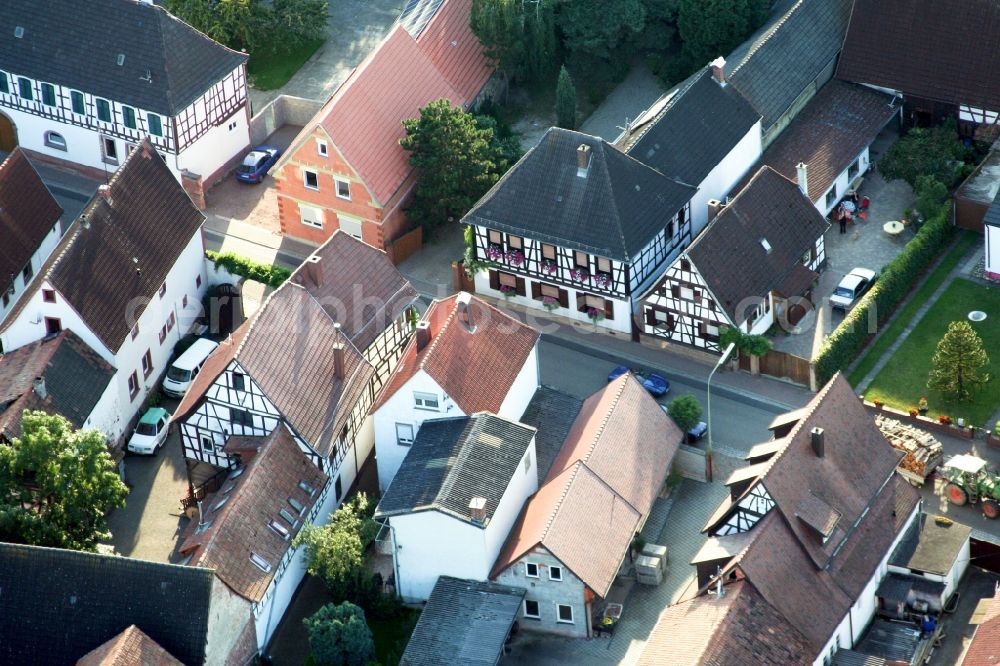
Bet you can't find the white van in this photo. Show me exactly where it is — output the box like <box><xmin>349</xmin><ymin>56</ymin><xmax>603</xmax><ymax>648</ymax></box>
<box><xmin>162</xmin><ymin>338</ymin><xmax>220</xmax><ymax>398</ymax></box>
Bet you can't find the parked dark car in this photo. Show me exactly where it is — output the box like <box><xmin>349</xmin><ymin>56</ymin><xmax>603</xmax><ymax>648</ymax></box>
<box><xmin>235</xmin><ymin>146</ymin><xmax>281</xmax><ymax>184</ymax></box>
<box><xmin>607</xmin><ymin>365</ymin><xmax>670</xmax><ymax>397</ymax></box>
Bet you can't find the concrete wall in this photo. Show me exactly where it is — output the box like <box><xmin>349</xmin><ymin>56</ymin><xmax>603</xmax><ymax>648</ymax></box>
<box><xmin>249</xmin><ymin>95</ymin><xmax>323</xmax><ymax>145</ymax></box>
<box><xmin>206</xmin><ymin>575</ymin><xmax>255</xmax><ymax>666</ymax></box>
<box><xmin>692</xmin><ymin>119</ymin><xmax>763</xmax><ymax>236</ymax></box>
<box><xmin>390</xmin><ymin>510</ymin><xmax>490</xmax><ymax>602</ymax></box>
<box><xmin>987</xmin><ymin>225</ymin><xmax>1000</xmax><ymax>280</ymax></box>
<box><xmin>496</xmin><ymin>344</ymin><xmax>540</xmax><ymax>421</ymax></box>
<box><xmin>494</xmin><ymin>546</ymin><xmax>590</xmax><ymax>638</ymax></box>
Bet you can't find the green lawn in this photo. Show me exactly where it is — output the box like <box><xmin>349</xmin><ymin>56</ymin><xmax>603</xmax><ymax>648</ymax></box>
<box><xmin>369</xmin><ymin>609</ymin><xmax>420</xmax><ymax>666</ymax></box>
<box><xmin>247</xmin><ymin>38</ymin><xmax>324</xmax><ymax>91</ymax></box>
<box><xmin>848</xmin><ymin>232</ymin><xmax>979</xmax><ymax>387</ymax></box>
<box><xmin>864</xmin><ymin>278</ymin><xmax>1000</xmax><ymax>427</ymax></box>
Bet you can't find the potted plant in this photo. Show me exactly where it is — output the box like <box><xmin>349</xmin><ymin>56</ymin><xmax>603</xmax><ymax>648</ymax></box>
<box><xmin>909</xmin><ymin>408</ymin><xmax>919</xmax><ymax>417</ymax></box>
<box><xmin>542</xmin><ymin>295</ymin><xmax>558</xmax><ymax>311</ymax></box>
<box><xmin>918</xmin><ymin>397</ymin><xmax>928</xmax><ymax>415</ymax></box>
<box><xmin>939</xmin><ymin>415</ymin><xmax>952</xmax><ymax>426</ymax></box>
<box><xmin>594</xmin><ymin>273</ymin><xmax>611</xmax><ymax>289</ymax></box>
<box><xmin>499</xmin><ymin>284</ymin><xmax>515</xmax><ymax>300</ymax></box>
<box><xmin>486</xmin><ymin>246</ymin><xmax>503</xmax><ymax>261</ymax></box>
<box><xmin>505</xmin><ymin>249</ymin><xmax>524</xmax><ymax>267</ymax></box>
<box><xmin>587</xmin><ymin>306</ymin><xmax>605</xmax><ymax>325</ymax></box>
<box><xmin>873</xmin><ymin>399</ymin><xmax>884</xmax><ymax>409</ymax></box>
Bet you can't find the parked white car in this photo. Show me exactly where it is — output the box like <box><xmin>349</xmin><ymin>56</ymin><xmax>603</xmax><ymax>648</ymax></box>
<box><xmin>830</xmin><ymin>268</ymin><xmax>878</xmax><ymax>310</ymax></box>
<box><xmin>127</xmin><ymin>407</ymin><xmax>171</xmax><ymax>455</ymax></box>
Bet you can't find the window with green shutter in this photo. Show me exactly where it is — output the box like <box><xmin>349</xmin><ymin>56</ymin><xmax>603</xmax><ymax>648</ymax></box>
<box><xmin>17</xmin><ymin>77</ymin><xmax>32</xmax><ymax>100</ymax></box>
<box><xmin>41</xmin><ymin>83</ymin><xmax>55</xmax><ymax>106</ymax></box>
<box><xmin>123</xmin><ymin>106</ymin><xmax>136</xmax><ymax>129</ymax></box>
<box><xmin>96</xmin><ymin>98</ymin><xmax>111</xmax><ymax>122</ymax></box>
<box><xmin>71</xmin><ymin>91</ymin><xmax>85</xmax><ymax>115</ymax></box>
<box><xmin>148</xmin><ymin>113</ymin><xmax>162</xmax><ymax>136</ymax></box>
<box><xmin>0</xmin><ymin>72</ymin><xmax>8</xmax><ymax>94</ymax></box>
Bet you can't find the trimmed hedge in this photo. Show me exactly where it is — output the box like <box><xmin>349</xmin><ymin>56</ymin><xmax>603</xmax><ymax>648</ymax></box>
<box><xmin>206</xmin><ymin>250</ymin><xmax>291</xmax><ymax>288</ymax></box>
<box><xmin>815</xmin><ymin>208</ymin><xmax>956</xmax><ymax>386</ymax></box>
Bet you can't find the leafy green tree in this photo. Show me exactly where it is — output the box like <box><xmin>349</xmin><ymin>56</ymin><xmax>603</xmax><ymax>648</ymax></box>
<box><xmin>878</xmin><ymin>121</ymin><xmax>965</xmax><ymax>188</ymax></box>
<box><xmin>304</xmin><ymin>602</ymin><xmax>375</xmax><ymax>666</ymax></box>
<box><xmin>295</xmin><ymin>493</ymin><xmax>377</xmax><ymax>600</ymax></box>
<box><xmin>667</xmin><ymin>394</ymin><xmax>702</xmax><ymax>432</ymax></box>
<box><xmin>555</xmin><ymin>65</ymin><xmax>577</xmax><ymax>129</ymax></box>
<box><xmin>677</xmin><ymin>0</ymin><xmax>769</xmax><ymax>65</ymax></box>
<box><xmin>914</xmin><ymin>175</ymin><xmax>949</xmax><ymax>220</ymax></box>
<box><xmin>471</xmin><ymin>0</ymin><xmax>557</xmax><ymax>84</ymax></box>
<box><xmin>0</xmin><ymin>411</ymin><xmax>128</xmax><ymax>551</ymax></box>
<box><xmin>927</xmin><ymin>321</ymin><xmax>990</xmax><ymax>402</ymax></box>
<box><xmin>559</xmin><ymin>0</ymin><xmax>646</xmax><ymax>65</ymax></box>
<box><xmin>401</xmin><ymin>99</ymin><xmax>514</xmax><ymax>232</ymax></box>
<box><xmin>165</xmin><ymin>0</ymin><xmax>326</xmax><ymax>53</ymax></box>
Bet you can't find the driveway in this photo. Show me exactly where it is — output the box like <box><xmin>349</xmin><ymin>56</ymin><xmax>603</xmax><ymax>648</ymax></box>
<box><xmin>249</xmin><ymin>0</ymin><xmax>404</xmax><ymax>111</ymax></box>
<box><xmin>105</xmin><ymin>398</ymin><xmax>191</xmax><ymax>563</ymax></box>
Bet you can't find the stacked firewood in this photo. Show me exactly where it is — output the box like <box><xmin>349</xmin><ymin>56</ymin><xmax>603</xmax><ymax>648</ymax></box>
<box><xmin>876</xmin><ymin>415</ymin><xmax>944</xmax><ymax>477</ymax></box>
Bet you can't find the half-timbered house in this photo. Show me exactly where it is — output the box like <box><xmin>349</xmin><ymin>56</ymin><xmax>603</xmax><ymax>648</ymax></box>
<box><xmin>273</xmin><ymin>0</ymin><xmax>493</xmax><ymax>254</ymax></box>
<box><xmin>641</xmin><ymin>166</ymin><xmax>829</xmax><ymax>352</ymax></box>
<box><xmin>371</xmin><ymin>292</ymin><xmax>540</xmax><ymax>492</ymax></box>
<box><xmin>0</xmin><ymin>139</ymin><xmax>208</xmax><ymax>436</ymax></box>
<box><xmin>617</xmin><ymin>62</ymin><xmax>762</xmax><ymax>238</ymax></box>
<box><xmin>0</xmin><ymin>0</ymin><xmax>249</xmax><ymax>199</ymax></box>
<box><xmin>0</xmin><ymin>148</ymin><xmax>63</xmax><ymax>327</ymax></box>
<box><xmin>665</xmin><ymin>374</ymin><xmax>922</xmax><ymax>665</ymax></box>
<box><xmin>463</xmin><ymin>128</ymin><xmax>697</xmax><ymax>334</ymax></box>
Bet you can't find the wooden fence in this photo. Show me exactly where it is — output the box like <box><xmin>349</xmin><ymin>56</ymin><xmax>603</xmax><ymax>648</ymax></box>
<box><xmin>739</xmin><ymin>349</ymin><xmax>812</xmax><ymax>387</ymax></box>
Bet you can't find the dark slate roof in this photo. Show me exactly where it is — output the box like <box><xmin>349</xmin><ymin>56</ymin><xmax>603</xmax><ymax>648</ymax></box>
<box><xmin>0</xmin><ymin>149</ymin><xmax>63</xmax><ymax>297</ymax></box>
<box><xmin>0</xmin><ymin>0</ymin><xmax>246</xmax><ymax>116</ymax></box>
<box><xmin>519</xmin><ymin>385</ymin><xmax>583</xmax><ymax>481</ymax></box>
<box><xmin>837</xmin><ymin>0</ymin><xmax>1000</xmax><ymax>112</ymax></box>
<box><xmin>463</xmin><ymin>127</ymin><xmax>697</xmax><ymax>261</ymax></box>
<box><xmin>0</xmin><ymin>542</ymin><xmax>213</xmax><ymax>666</ymax></box>
<box><xmin>889</xmin><ymin>514</ymin><xmax>971</xmax><ymax>576</ymax></box>
<box><xmin>686</xmin><ymin>166</ymin><xmax>830</xmax><ymax>321</ymax></box>
<box><xmin>619</xmin><ymin>68</ymin><xmax>761</xmax><ymax>187</ymax></box>
<box><xmin>375</xmin><ymin>414</ymin><xmax>536</xmax><ymax>525</ymax></box>
<box><xmin>726</xmin><ymin>0</ymin><xmax>854</xmax><ymax>130</ymax></box>
<box><xmin>987</xmin><ymin>190</ymin><xmax>1000</xmax><ymax>228</ymax></box>
<box><xmin>400</xmin><ymin>576</ymin><xmax>525</xmax><ymax>666</ymax></box>
<box><xmin>397</xmin><ymin>0</ymin><xmax>445</xmax><ymax>38</ymax></box>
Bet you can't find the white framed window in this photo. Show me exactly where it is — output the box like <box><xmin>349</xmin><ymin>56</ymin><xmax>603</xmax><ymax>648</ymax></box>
<box><xmin>317</xmin><ymin>140</ymin><xmax>328</xmax><ymax>157</ymax></box>
<box><xmin>414</xmin><ymin>392</ymin><xmax>439</xmax><ymax>411</ymax></box>
<box><xmin>335</xmin><ymin>178</ymin><xmax>351</xmax><ymax>200</ymax></box>
<box><xmin>679</xmin><ymin>286</ymin><xmax>694</xmax><ymax>300</ymax></box>
<box><xmin>396</xmin><ymin>423</ymin><xmax>415</xmax><ymax>446</ymax></box>
<box><xmin>549</xmin><ymin>565</ymin><xmax>563</xmax><ymax>581</ymax></box>
<box><xmin>201</xmin><ymin>435</ymin><xmax>215</xmax><ymax>452</ymax></box>
<box><xmin>300</xmin><ymin>204</ymin><xmax>324</xmax><ymax>229</ymax></box>
<box><xmin>556</xmin><ymin>604</ymin><xmax>574</xmax><ymax>624</ymax></box>
<box><xmin>705</xmin><ymin>323</ymin><xmax>720</xmax><ymax>337</ymax></box>
<box><xmin>101</xmin><ymin>136</ymin><xmax>118</xmax><ymax>164</ymax></box>
<box><xmin>249</xmin><ymin>552</ymin><xmax>272</xmax><ymax>572</ymax></box>
<box><xmin>44</xmin><ymin>131</ymin><xmax>67</xmax><ymax>151</ymax></box>
<box><xmin>825</xmin><ymin>186</ymin><xmax>838</xmax><ymax>208</ymax></box>
<box><xmin>523</xmin><ymin>600</ymin><xmax>540</xmax><ymax>619</ymax></box>
<box><xmin>338</xmin><ymin>215</ymin><xmax>363</xmax><ymax>240</ymax></box>
<box><xmin>303</xmin><ymin>169</ymin><xmax>319</xmax><ymax>191</ymax></box>
<box><xmin>525</xmin><ymin>562</ymin><xmax>539</xmax><ymax>578</ymax></box>
<box><xmin>268</xmin><ymin>520</ymin><xmax>290</xmax><ymax>540</ymax></box>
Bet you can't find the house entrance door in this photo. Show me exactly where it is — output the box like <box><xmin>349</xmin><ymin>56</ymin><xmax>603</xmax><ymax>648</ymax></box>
<box><xmin>0</xmin><ymin>113</ymin><xmax>16</xmax><ymax>152</ymax></box>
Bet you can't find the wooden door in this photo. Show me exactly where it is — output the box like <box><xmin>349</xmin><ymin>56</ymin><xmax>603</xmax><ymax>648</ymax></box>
<box><xmin>0</xmin><ymin>113</ymin><xmax>16</xmax><ymax>152</ymax></box>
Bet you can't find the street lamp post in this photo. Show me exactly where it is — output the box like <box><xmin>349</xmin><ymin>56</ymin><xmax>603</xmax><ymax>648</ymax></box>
<box><xmin>706</xmin><ymin>342</ymin><xmax>736</xmax><ymax>482</ymax></box>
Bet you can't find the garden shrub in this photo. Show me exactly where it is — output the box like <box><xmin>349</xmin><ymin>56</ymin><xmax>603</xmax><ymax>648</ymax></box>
<box><xmin>205</xmin><ymin>250</ymin><xmax>291</xmax><ymax>287</ymax></box>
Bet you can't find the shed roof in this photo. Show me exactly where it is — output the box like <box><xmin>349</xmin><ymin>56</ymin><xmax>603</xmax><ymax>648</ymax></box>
<box><xmin>890</xmin><ymin>514</ymin><xmax>971</xmax><ymax>576</ymax></box>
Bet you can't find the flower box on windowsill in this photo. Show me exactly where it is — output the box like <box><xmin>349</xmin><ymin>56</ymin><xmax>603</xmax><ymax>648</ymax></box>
<box><xmin>542</xmin><ymin>261</ymin><xmax>558</xmax><ymax>275</ymax></box>
<box><xmin>593</xmin><ymin>273</ymin><xmax>612</xmax><ymax>289</ymax></box>
<box><xmin>571</xmin><ymin>269</ymin><xmax>591</xmax><ymax>283</ymax></box>
<box><xmin>541</xmin><ymin>296</ymin><xmax>559</xmax><ymax>311</ymax></box>
<box><xmin>486</xmin><ymin>246</ymin><xmax>503</xmax><ymax>261</ymax></box>
<box><xmin>505</xmin><ymin>249</ymin><xmax>525</xmax><ymax>267</ymax></box>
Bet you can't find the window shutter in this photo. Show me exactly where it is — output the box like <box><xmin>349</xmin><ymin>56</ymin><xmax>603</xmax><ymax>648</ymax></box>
<box><xmin>604</xmin><ymin>299</ymin><xmax>614</xmax><ymax>320</ymax></box>
<box><xmin>671</xmin><ymin>285</ymin><xmax>680</xmax><ymax>298</ymax></box>
<box><xmin>515</xmin><ymin>277</ymin><xmax>526</xmax><ymax>296</ymax></box>
<box><xmin>558</xmin><ymin>289</ymin><xmax>569</xmax><ymax>308</ymax></box>
<box><xmin>531</xmin><ymin>282</ymin><xmax>542</xmax><ymax>299</ymax></box>
<box><xmin>576</xmin><ymin>292</ymin><xmax>586</xmax><ymax>312</ymax></box>
<box><xmin>693</xmin><ymin>289</ymin><xmax>702</xmax><ymax>303</ymax></box>
<box><xmin>489</xmin><ymin>270</ymin><xmax>500</xmax><ymax>290</ymax></box>
<box><xmin>699</xmin><ymin>321</ymin><xmax>706</xmax><ymax>336</ymax></box>
<box><xmin>706</xmin><ymin>298</ymin><xmax>714</xmax><ymax>310</ymax></box>
<box><xmin>645</xmin><ymin>309</ymin><xmax>657</xmax><ymax>326</ymax></box>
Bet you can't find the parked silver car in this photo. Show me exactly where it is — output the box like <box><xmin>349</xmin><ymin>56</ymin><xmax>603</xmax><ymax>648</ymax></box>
<box><xmin>830</xmin><ymin>267</ymin><xmax>878</xmax><ymax>310</ymax></box>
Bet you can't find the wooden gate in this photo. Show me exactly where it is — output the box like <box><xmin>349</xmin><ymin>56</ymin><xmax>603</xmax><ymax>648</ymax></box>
<box><xmin>739</xmin><ymin>349</ymin><xmax>812</xmax><ymax>386</ymax></box>
<box><xmin>0</xmin><ymin>113</ymin><xmax>16</xmax><ymax>152</ymax></box>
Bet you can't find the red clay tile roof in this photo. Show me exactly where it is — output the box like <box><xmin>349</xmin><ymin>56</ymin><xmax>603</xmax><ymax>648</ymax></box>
<box><xmin>287</xmin><ymin>231</ymin><xmax>417</xmax><ymax>351</ymax></box>
<box><xmin>837</xmin><ymin>0</ymin><xmax>1000</xmax><ymax>112</ymax></box>
<box><xmin>963</xmin><ymin>584</ymin><xmax>1000</xmax><ymax>665</ymax></box>
<box><xmin>180</xmin><ymin>426</ymin><xmax>328</xmax><ymax>602</ymax></box>
<box><xmin>373</xmin><ymin>293</ymin><xmax>538</xmax><ymax>415</ymax></box>
<box><xmin>415</xmin><ymin>0</ymin><xmax>493</xmax><ymax>102</ymax></box>
<box><xmin>0</xmin><ymin>149</ymin><xmax>63</xmax><ymax>296</ymax></box>
<box><xmin>638</xmin><ymin>579</ymin><xmax>813</xmax><ymax>666</ymax></box>
<box><xmin>76</xmin><ymin>624</ymin><xmax>183</xmax><ymax>666</ymax></box>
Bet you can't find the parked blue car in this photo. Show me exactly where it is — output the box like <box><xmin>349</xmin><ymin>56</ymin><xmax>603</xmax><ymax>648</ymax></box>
<box><xmin>607</xmin><ymin>365</ymin><xmax>670</xmax><ymax>397</ymax></box>
<box><xmin>235</xmin><ymin>146</ymin><xmax>281</xmax><ymax>184</ymax></box>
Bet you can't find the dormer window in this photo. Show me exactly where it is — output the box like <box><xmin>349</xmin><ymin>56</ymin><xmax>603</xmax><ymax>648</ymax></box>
<box><xmin>269</xmin><ymin>520</ymin><xmax>291</xmax><ymax>540</ymax></box>
<box><xmin>250</xmin><ymin>552</ymin><xmax>272</xmax><ymax>572</ymax></box>
<box><xmin>14</xmin><ymin>26</ymin><xmax>24</xmax><ymax>39</ymax></box>
<box><xmin>298</xmin><ymin>480</ymin><xmax>316</xmax><ymax>496</ymax></box>
<box><xmin>279</xmin><ymin>508</ymin><xmax>299</xmax><ymax>528</ymax></box>
<box><xmin>116</xmin><ymin>54</ymin><xmax>126</xmax><ymax>67</ymax></box>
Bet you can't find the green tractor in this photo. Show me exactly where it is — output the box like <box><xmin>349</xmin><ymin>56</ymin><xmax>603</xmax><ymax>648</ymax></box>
<box><xmin>942</xmin><ymin>454</ymin><xmax>1000</xmax><ymax>519</ymax></box>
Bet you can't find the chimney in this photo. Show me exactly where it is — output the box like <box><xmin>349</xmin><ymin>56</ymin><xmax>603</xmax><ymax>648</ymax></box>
<box><xmin>33</xmin><ymin>376</ymin><xmax>47</xmax><ymax>400</ymax></box>
<box><xmin>469</xmin><ymin>497</ymin><xmax>487</xmax><ymax>524</ymax></box>
<box><xmin>710</xmin><ymin>56</ymin><xmax>726</xmax><ymax>86</ymax></box>
<box><xmin>141</xmin><ymin>142</ymin><xmax>153</xmax><ymax>160</ymax></box>
<box><xmin>576</xmin><ymin>144</ymin><xmax>591</xmax><ymax>178</ymax></box>
<box><xmin>303</xmin><ymin>255</ymin><xmax>322</xmax><ymax>288</ymax></box>
<box><xmin>456</xmin><ymin>292</ymin><xmax>476</xmax><ymax>333</ymax></box>
<box><xmin>97</xmin><ymin>184</ymin><xmax>112</xmax><ymax>206</ymax></box>
<box><xmin>332</xmin><ymin>322</ymin><xmax>345</xmax><ymax>379</ymax></box>
<box><xmin>415</xmin><ymin>320</ymin><xmax>431</xmax><ymax>351</ymax></box>
<box><xmin>707</xmin><ymin>199</ymin><xmax>725</xmax><ymax>221</ymax></box>
<box><xmin>796</xmin><ymin>162</ymin><xmax>809</xmax><ymax>198</ymax></box>
<box><xmin>811</xmin><ymin>427</ymin><xmax>825</xmax><ymax>458</ymax></box>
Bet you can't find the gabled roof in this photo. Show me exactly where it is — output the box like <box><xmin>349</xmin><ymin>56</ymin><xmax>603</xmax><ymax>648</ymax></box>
<box><xmin>837</xmin><ymin>0</ymin><xmax>1000</xmax><ymax>112</ymax></box>
<box><xmin>0</xmin><ymin>0</ymin><xmax>246</xmax><ymax>116</ymax></box>
<box><xmin>413</xmin><ymin>0</ymin><xmax>493</xmax><ymax>102</ymax></box>
<box><xmin>726</xmin><ymin>0</ymin><xmax>854</xmax><ymax>131</ymax></box>
<box><xmin>492</xmin><ymin>374</ymin><xmax>680</xmax><ymax>594</ymax></box>
<box><xmin>0</xmin><ymin>149</ymin><xmax>63</xmax><ymax>297</ymax></box>
<box><xmin>76</xmin><ymin>625</ymin><xmax>183</xmax><ymax>666</ymax></box>
<box><xmin>0</xmin><ymin>329</ymin><xmax>115</xmax><ymax>441</ymax></box>
<box><xmin>0</xmin><ymin>542</ymin><xmax>214</xmax><ymax>666</ymax></box>
<box><xmin>463</xmin><ymin>127</ymin><xmax>697</xmax><ymax>261</ymax></box>
<box><xmin>287</xmin><ymin>231</ymin><xmax>417</xmax><ymax>351</ymax></box>
<box><xmin>638</xmin><ymin>579</ymin><xmax>813</xmax><ymax>666</ymax></box>
<box><xmin>375</xmin><ymin>414</ymin><xmax>536</xmax><ymax>525</ymax></box>
<box><xmin>180</xmin><ymin>426</ymin><xmax>328</xmax><ymax>602</ymax></box>
<box><xmin>685</xmin><ymin>166</ymin><xmax>829</xmax><ymax>321</ymax></box>
<box><xmin>1</xmin><ymin>140</ymin><xmax>205</xmax><ymax>353</ymax></box>
<box><xmin>400</xmin><ymin>576</ymin><xmax>525</xmax><ymax>666</ymax></box>
<box><xmin>373</xmin><ymin>293</ymin><xmax>538</xmax><ymax>415</ymax></box>
<box><xmin>756</xmin><ymin>80</ymin><xmax>898</xmax><ymax>203</ymax></box>
<box><xmin>963</xmin><ymin>584</ymin><xmax>1000</xmax><ymax>665</ymax></box>
<box><xmin>619</xmin><ymin>67</ymin><xmax>761</xmax><ymax>188</ymax></box>
<box><xmin>398</xmin><ymin>0</ymin><xmax>446</xmax><ymax>37</ymax></box>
